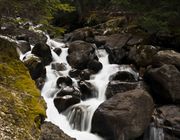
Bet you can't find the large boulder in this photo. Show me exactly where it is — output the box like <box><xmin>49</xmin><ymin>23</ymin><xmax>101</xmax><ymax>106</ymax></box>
<box><xmin>127</xmin><ymin>45</ymin><xmax>158</xmax><ymax>67</ymax></box>
<box><xmin>105</xmin><ymin>81</ymin><xmax>140</xmax><ymax>99</ymax></box>
<box><xmin>23</xmin><ymin>54</ymin><xmax>46</xmax><ymax>80</ymax></box>
<box><xmin>40</xmin><ymin>122</ymin><xmax>75</xmax><ymax>140</ymax></box>
<box><xmin>67</xmin><ymin>40</ymin><xmax>97</xmax><ymax>69</ymax></box>
<box><xmin>144</xmin><ymin>64</ymin><xmax>180</xmax><ymax>104</ymax></box>
<box><xmin>152</xmin><ymin>50</ymin><xmax>180</xmax><ymax>70</ymax></box>
<box><xmin>32</xmin><ymin>43</ymin><xmax>52</xmax><ymax>65</ymax></box>
<box><xmin>92</xmin><ymin>89</ymin><xmax>154</xmax><ymax>140</ymax></box>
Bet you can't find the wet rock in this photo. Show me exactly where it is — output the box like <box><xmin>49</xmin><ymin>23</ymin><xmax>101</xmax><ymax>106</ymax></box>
<box><xmin>104</xmin><ymin>34</ymin><xmax>131</xmax><ymax>64</ymax></box>
<box><xmin>144</xmin><ymin>64</ymin><xmax>180</xmax><ymax>104</ymax></box>
<box><xmin>35</xmin><ymin>77</ymin><xmax>45</xmax><ymax>90</ymax></box>
<box><xmin>51</xmin><ymin>62</ymin><xmax>67</xmax><ymax>71</ymax></box>
<box><xmin>128</xmin><ymin>45</ymin><xmax>158</xmax><ymax>67</ymax></box>
<box><xmin>157</xmin><ymin>105</ymin><xmax>180</xmax><ymax>138</ymax></box>
<box><xmin>105</xmin><ymin>81</ymin><xmax>140</xmax><ymax>99</ymax></box>
<box><xmin>32</xmin><ymin>43</ymin><xmax>52</xmax><ymax>65</ymax></box>
<box><xmin>152</xmin><ymin>50</ymin><xmax>180</xmax><ymax>70</ymax></box>
<box><xmin>23</xmin><ymin>54</ymin><xmax>46</xmax><ymax>80</ymax></box>
<box><xmin>56</xmin><ymin>86</ymin><xmax>81</xmax><ymax>98</ymax></box>
<box><xmin>40</xmin><ymin>122</ymin><xmax>75</xmax><ymax>140</ymax></box>
<box><xmin>64</xmin><ymin>27</ymin><xmax>94</xmax><ymax>43</ymax></box>
<box><xmin>53</xmin><ymin>48</ymin><xmax>62</xmax><ymax>56</ymax></box>
<box><xmin>87</xmin><ymin>59</ymin><xmax>103</xmax><ymax>73</ymax></box>
<box><xmin>109</xmin><ymin>71</ymin><xmax>137</xmax><ymax>82</ymax></box>
<box><xmin>92</xmin><ymin>89</ymin><xmax>154</xmax><ymax>140</ymax></box>
<box><xmin>80</xmin><ymin>69</ymin><xmax>92</xmax><ymax>80</ymax></box>
<box><xmin>17</xmin><ymin>40</ymin><xmax>31</xmax><ymax>54</ymax></box>
<box><xmin>67</xmin><ymin>40</ymin><xmax>97</xmax><ymax>69</ymax></box>
<box><xmin>78</xmin><ymin>81</ymin><xmax>97</xmax><ymax>99</ymax></box>
<box><xmin>54</xmin><ymin>86</ymin><xmax>81</xmax><ymax>113</ymax></box>
<box><xmin>69</xmin><ymin>69</ymin><xmax>81</xmax><ymax>78</ymax></box>
<box><xmin>56</xmin><ymin>76</ymin><xmax>73</xmax><ymax>88</ymax></box>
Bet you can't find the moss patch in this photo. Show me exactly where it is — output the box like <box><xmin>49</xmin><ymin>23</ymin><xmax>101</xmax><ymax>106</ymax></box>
<box><xmin>0</xmin><ymin>38</ymin><xmax>46</xmax><ymax>139</ymax></box>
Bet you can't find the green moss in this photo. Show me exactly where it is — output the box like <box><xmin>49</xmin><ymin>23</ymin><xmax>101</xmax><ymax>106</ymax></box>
<box><xmin>0</xmin><ymin>38</ymin><xmax>46</xmax><ymax>139</ymax></box>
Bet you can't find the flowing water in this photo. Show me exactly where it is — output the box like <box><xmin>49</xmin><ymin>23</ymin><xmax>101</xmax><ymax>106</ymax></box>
<box><xmin>1</xmin><ymin>31</ymin><xmax>165</xmax><ymax>140</ymax></box>
<box><xmin>40</xmin><ymin>37</ymin><xmax>121</xmax><ymax>140</ymax></box>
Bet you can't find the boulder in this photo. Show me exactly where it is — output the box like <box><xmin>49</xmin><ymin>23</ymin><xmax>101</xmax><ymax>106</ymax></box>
<box><xmin>144</xmin><ymin>64</ymin><xmax>180</xmax><ymax>104</ymax></box>
<box><xmin>152</xmin><ymin>50</ymin><xmax>180</xmax><ymax>70</ymax></box>
<box><xmin>53</xmin><ymin>48</ymin><xmax>62</xmax><ymax>56</ymax></box>
<box><xmin>23</xmin><ymin>54</ymin><xmax>46</xmax><ymax>80</ymax></box>
<box><xmin>92</xmin><ymin>89</ymin><xmax>154</xmax><ymax>140</ymax></box>
<box><xmin>56</xmin><ymin>76</ymin><xmax>73</xmax><ymax>88</ymax></box>
<box><xmin>67</xmin><ymin>40</ymin><xmax>97</xmax><ymax>69</ymax></box>
<box><xmin>40</xmin><ymin>122</ymin><xmax>75</xmax><ymax>140</ymax></box>
<box><xmin>51</xmin><ymin>62</ymin><xmax>67</xmax><ymax>71</ymax></box>
<box><xmin>17</xmin><ymin>40</ymin><xmax>31</xmax><ymax>54</ymax></box>
<box><xmin>109</xmin><ymin>71</ymin><xmax>137</xmax><ymax>82</ymax></box>
<box><xmin>32</xmin><ymin>43</ymin><xmax>52</xmax><ymax>65</ymax></box>
<box><xmin>80</xmin><ymin>69</ymin><xmax>92</xmax><ymax>80</ymax></box>
<box><xmin>69</xmin><ymin>69</ymin><xmax>81</xmax><ymax>78</ymax></box>
<box><xmin>54</xmin><ymin>87</ymin><xmax>81</xmax><ymax>113</ymax></box>
<box><xmin>78</xmin><ymin>81</ymin><xmax>97</xmax><ymax>99</ymax></box>
<box><xmin>104</xmin><ymin>34</ymin><xmax>131</xmax><ymax>64</ymax></box>
<box><xmin>127</xmin><ymin>45</ymin><xmax>158</xmax><ymax>67</ymax></box>
<box><xmin>35</xmin><ymin>77</ymin><xmax>45</xmax><ymax>90</ymax></box>
<box><xmin>87</xmin><ymin>59</ymin><xmax>103</xmax><ymax>73</ymax></box>
<box><xmin>105</xmin><ymin>81</ymin><xmax>140</xmax><ymax>99</ymax></box>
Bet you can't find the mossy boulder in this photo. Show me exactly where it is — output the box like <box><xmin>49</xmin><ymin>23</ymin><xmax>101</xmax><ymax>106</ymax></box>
<box><xmin>0</xmin><ymin>38</ymin><xmax>46</xmax><ymax>139</ymax></box>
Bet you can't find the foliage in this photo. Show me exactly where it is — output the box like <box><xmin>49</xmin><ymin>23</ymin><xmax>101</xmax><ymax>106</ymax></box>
<box><xmin>110</xmin><ymin>0</ymin><xmax>180</xmax><ymax>33</ymax></box>
<box><xmin>0</xmin><ymin>0</ymin><xmax>75</xmax><ymax>23</ymax></box>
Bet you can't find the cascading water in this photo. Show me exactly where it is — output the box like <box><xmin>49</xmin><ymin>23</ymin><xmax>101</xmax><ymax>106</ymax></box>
<box><xmin>15</xmin><ymin>33</ymin><xmax>142</xmax><ymax>140</ymax></box>
<box><xmin>40</xmin><ymin>37</ymin><xmax>121</xmax><ymax>140</ymax></box>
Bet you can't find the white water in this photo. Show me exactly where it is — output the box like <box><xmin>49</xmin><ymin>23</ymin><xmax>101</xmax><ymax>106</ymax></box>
<box><xmin>16</xmin><ymin>34</ymin><xmax>138</xmax><ymax>140</ymax></box>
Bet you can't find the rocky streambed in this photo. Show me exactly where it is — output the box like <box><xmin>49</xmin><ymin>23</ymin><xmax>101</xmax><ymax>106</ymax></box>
<box><xmin>0</xmin><ymin>19</ymin><xmax>180</xmax><ymax>140</ymax></box>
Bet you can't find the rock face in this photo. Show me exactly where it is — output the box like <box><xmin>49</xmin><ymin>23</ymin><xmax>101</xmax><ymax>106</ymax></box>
<box><xmin>144</xmin><ymin>64</ymin><xmax>180</xmax><ymax>104</ymax></box>
<box><xmin>92</xmin><ymin>89</ymin><xmax>154</xmax><ymax>140</ymax></box>
<box><xmin>40</xmin><ymin>122</ymin><xmax>75</xmax><ymax>140</ymax></box>
<box><xmin>0</xmin><ymin>38</ymin><xmax>45</xmax><ymax>139</ymax></box>
<box><xmin>67</xmin><ymin>40</ymin><xmax>97</xmax><ymax>70</ymax></box>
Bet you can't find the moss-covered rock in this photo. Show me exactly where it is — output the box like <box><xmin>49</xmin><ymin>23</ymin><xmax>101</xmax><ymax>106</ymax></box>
<box><xmin>0</xmin><ymin>38</ymin><xmax>46</xmax><ymax>139</ymax></box>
